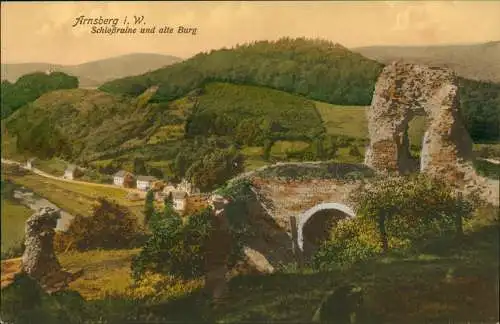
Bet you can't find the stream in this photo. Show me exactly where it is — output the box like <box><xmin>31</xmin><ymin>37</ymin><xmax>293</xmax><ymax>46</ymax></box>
<box><xmin>13</xmin><ymin>187</ymin><xmax>75</xmax><ymax>231</ymax></box>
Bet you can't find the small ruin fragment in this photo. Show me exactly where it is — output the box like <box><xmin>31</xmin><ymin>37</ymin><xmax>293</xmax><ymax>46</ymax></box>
<box><xmin>21</xmin><ymin>207</ymin><xmax>81</xmax><ymax>292</ymax></box>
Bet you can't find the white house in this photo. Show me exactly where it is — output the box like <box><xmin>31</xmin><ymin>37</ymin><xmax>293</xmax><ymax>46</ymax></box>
<box><xmin>172</xmin><ymin>191</ymin><xmax>187</xmax><ymax>212</ymax></box>
<box><xmin>113</xmin><ymin>170</ymin><xmax>134</xmax><ymax>187</ymax></box>
<box><xmin>26</xmin><ymin>158</ymin><xmax>36</xmax><ymax>170</ymax></box>
<box><xmin>63</xmin><ymin>165</ymin><xmax>78</xmax><ymax>180</ymax></box>
<box><xmin>162</xmin><ymin>183</ymin><xmax>177</xmax><ymax>196</ymax></box>
<box><xmin>136</xmin><ymin>176</ymin><xmax>158</xmax><ymax>191</ymax></box>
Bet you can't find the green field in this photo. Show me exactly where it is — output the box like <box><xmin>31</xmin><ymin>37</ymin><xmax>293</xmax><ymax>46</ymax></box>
<box><xmin>1</xmin><ymin>199</ymin><xmax>32</xmax><ymax>255</ymax></box>
<box><xmin>60</xmin><ymin>249</ymin><xmax>141</xmax><ymax>300</ymax></box>
<box><xmin>34</xmin><ymin>158</ymin><xmax>68</xmax><ymax>177</ymax></box>
<box><xmin>270</xmin><ymin>140</ymin><xmax>310</xmax><ymax>159</ymax></box>
<box><xmin>3</xmin><ymin>172</ymin><xmax>144</xmax><ymax>221</ymax></box>
<box><xmin>315</xmin><ymin>102</ymin><xmax>368</xmax><ymax>138</ymax></box>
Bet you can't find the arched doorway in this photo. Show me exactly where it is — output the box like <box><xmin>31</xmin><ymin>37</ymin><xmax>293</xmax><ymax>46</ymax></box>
<box><xmin>296</xmin><ymin>203</ymin><xmax>355</xmax><ymax>256</ymax></box>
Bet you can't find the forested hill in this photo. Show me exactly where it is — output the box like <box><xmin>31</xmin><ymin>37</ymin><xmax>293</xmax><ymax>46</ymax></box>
<box><xmin>99</xmin><ymin>38</ymin><xmax>384</xmax><ymax>106</ymax></box>
<box><xmin>1</xmin><ymin>72</ymin><xmax>79</xmax><ymax>119</ymax></box>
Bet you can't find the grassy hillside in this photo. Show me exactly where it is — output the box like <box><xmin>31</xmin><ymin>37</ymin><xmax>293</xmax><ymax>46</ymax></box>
<box><xmin>186</xmin><ymin>82</ymin><xmax>324</xmax><ymax>142</ymax></box>
<box><xmin>315</xmin><ymin>102</ymin><xmax>368</xmax><ymax>138</ymax></box>
<box><xmin>3</xmin><ymin>79</ymin><xmax>488</xmax><ymax>182</ymax></box>
<box><xmin>100</xmin><ymin>38</ymin><xmax>384</xmax><ymax>106</ymax></box>
<box><xmin>354</xmin><ymin>41</ymin><xmax>500</xmax><ymax>83</ymax></box>
<box><xmin>3</xmin><ymin>82</ymin><xmax>326</xmax><ymax>162</ymax></box>
<box><xmin>4</xmin><ymin>88</ymin><xmax>156</xmax><ymax>160</ymax></box>
<box><xmin>1</xmin><ymin>53</ymin><xmax>182</xmax><ymax>88</ymax></box>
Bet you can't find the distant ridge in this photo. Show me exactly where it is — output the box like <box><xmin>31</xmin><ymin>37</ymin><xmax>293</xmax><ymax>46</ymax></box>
<box><xmin>1</xmin><ymin>53</ymin><xmax>182</xmax><ymax>88</ymax></box>
<box><xmin>353</xmin><ymin>41</ymin><xmax>500</xmax><ymax>83</ymax></box>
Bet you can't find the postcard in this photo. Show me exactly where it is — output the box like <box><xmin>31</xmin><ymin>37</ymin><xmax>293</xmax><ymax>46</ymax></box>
<box><xmin>1</xmin><ymin>1</ymin><xmax>499</xmax><ymax>323</ymax></box>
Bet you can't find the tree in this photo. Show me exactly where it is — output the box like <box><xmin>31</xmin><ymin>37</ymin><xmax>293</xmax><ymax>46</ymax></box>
<box><xmin>148</xmin><ymin>167</ymin><xmax>164</xmax><ymax>180</ymax></box>
<box><xmin>131</xmin><ymin>207</ymin><xmax>213</xmax><ymax>280</ymax></box>
<box><xmin>323</xmin><ymin>135</ymin><xmax>338</xmax><ymax>159</ymax></box>
<box><xmin>312</xmin><ymin>138</ymin><xmax>325</xmax><ymax>160</ymax></box>
<box><xmin>133</xmin><ymin>158</ymin><xmax>147</xmax><ymax>175</ymax></box>
<box><xmin>348</xmin><ymin>174</ymin><xmax>476</xmax><ymax>253</ymax></box>
<box><xmin>144</xmin><ymin>190</ymin><xmax>156</xmax><ymax>226</ymax></box>
<box><xmin>262</xmin><ymin>139</ymin><xmax>273</xmax><ymax>161</ymax></box>
<box><xmin>349</xmin><ymin>145</ymin><xmax>362</xmax><ymax>157</ymax></box>
<box><xmin>2</xmin><ymin>72</ymin><xmax>78</xmax><ymax>119</ymax></box>
<box><xmin>53</xmin><ymin>198</ymin><xmax>142</xmax><ymax>251</ymax></box>
<box><xmin>186</xmin><ymin>148</ymin><xmax>244</xmax><ymax>192</ymax></box>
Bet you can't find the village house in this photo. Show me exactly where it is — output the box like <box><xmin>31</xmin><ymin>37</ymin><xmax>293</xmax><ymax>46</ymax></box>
<box><xmin>136</xmin><ymin>176</ymin><xmax>158</xmax><ymax>191</ymax></box>
<box><xmin>26</xmin><ymin>158</ymin><xmax>36</xmax><ymax>170</ymax></box>
<box><xmin>172</xmin><ymin>190</ymin><xmax>187</xmax><ymax>213</ymax></box>
<box><xmin>162</xmin><ymin>183</ymin><xmax>177</xmax><ymax>196</ymax></box>
<box><xmin>113</xmin><ymin>170</ymin><xmax>134</xmax><ymax>187</ymax></box>
<box><xmin>63</xmin><ymin>165</ymin><xmax>78</xmax><ymax>180</ymax></box>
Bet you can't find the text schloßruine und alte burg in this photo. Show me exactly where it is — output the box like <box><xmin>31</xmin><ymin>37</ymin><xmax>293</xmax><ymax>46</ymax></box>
<box><xmin>91</xmin><ymin>25</ymin><xmax>197</xmax><ymax>35</ymax></box>
<box><xmin>72</xmin><ymin>15</ymin><xmax>197</xmax><ymax>35</ymax></box>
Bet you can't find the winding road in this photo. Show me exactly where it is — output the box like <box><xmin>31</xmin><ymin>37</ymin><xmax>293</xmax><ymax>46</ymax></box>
<box><xmin>1</xmin><ymin>158</ymin><xmax>142</xmax><ymax>193</ymax></box>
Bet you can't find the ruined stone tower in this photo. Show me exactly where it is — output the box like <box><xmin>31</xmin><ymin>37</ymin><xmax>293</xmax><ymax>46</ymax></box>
<box><xmin>365</xmin><ymin>62</ymin><xmax>475</xmax><ymax>185</ymax></box>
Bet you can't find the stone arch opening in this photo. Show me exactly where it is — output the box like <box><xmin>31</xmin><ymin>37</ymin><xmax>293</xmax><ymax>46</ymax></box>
<box><xmin>365</xmin><ymin>62</ymin><xmax>474</xmax><ymax>181</ymax></box>
<box><xmin>296</xmin><ymin>203</ymin><xmax>355</xmax><ymax>256</ymax></box>
<box><xmin>404</xmin><ymin>114</ymin><xmax>430</xmax><ymax>173</ymax></box>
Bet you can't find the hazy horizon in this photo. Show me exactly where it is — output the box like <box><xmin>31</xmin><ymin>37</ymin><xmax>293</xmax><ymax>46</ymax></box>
<box><xmin>2</xmin><ymin>39</ymin><xmax>500</xmax><ymax>66</ymax></box>
<box><xmin>2</xmin><ymin>1</ymin><xmax>500</xmax><ymax>65</ymax></box>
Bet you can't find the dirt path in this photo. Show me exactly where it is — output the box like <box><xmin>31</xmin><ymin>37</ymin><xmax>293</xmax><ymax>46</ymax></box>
<box><xmin>478</xmin><ymin>157</ymin><xmax>500</xmax><ymax>165</ymax></box>
<box><xmin>1</xmin><ymin>158</ymin><xmax>142</xmax><ymax>194</ymax></box>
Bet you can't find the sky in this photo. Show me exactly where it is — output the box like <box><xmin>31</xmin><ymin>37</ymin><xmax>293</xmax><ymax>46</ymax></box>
<box><xmin>1</xmin><ymin>1</ymin><xmax>500</xmax><ymax>65</ymax></box>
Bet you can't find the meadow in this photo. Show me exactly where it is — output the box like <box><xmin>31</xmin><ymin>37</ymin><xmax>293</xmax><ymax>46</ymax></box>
<box><xmin>1</xmin><ymin>199</ymin><xmax>32</xmax><ymax>255</ymax></box>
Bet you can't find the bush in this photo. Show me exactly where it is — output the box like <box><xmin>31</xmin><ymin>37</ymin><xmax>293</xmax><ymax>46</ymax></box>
<box><xmin>0</xmin><ymin>273</ymin><xmax>86</xmax><ymax>324</ymax></box>
<box><xmin>54</xmin><ymin>198</ymin><xmax>144</xmax><ymax>252</ymax></box>
<box><xmin>348</xmin><ymin>174</ymin><xmax>477</xmax><ymax>253</ymax></box>
<box><xmin>312</xmin><ymin>218</ymin><xmax>381</xmax><ymax>269</ymax></box>
<box><xmin>132</xmin><ymin>208</ymin><xmax>213</xmax><ymax>280</ymax></box>
<box><xmin>348</xmin><ymin>145</ymin><xmax>362</xmax><ymax>157</ymax></box>
<box><xmin>125</xmin><ymin>272</ymin><xmax>204</xmax><ymax>303</ymax></box>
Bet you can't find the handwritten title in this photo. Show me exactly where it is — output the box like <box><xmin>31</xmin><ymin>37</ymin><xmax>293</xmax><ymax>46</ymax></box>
<box><xmin>72</xmin><ymin>15</ymin><xmax>198</xmax><ymax>35</ymax></box>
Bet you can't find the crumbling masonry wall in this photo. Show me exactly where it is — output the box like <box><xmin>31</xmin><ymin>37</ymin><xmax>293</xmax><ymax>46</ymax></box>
<box><xmin>365</xmin><ymin>62</ymin><xmax>475</xmax><ymax>183</ymax></box>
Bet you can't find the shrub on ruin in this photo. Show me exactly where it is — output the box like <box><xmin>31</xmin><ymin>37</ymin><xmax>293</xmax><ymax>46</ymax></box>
<box><xmin>348</xmin><ymin>174</ymin><xmax>477</xmax><ymax>254</ymax></box>
<box><xmin>54</xmin><ymin>198</ymin><xmax>144</xmax><ymax>252</ymax></box>
<box><xmin>312</xmin><ymin>217</ymin><xmax>381</xmax><ymax>270</ymax></box>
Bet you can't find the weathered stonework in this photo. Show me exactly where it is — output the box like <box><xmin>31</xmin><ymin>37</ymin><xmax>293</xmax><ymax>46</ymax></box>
<box><xmin>21</xmin><ymin>207</ymin><xmax>81</xmax><ymax>292</ymax></box>
<box><xmin>365</xmin><ymin>62</ymin><xmax>474</xmax><ymax>182</ymax></box>
<box><xmin>22</xmin><ymin>207</ymin><xmax>63</xmax><ymax>279</ymax></box>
